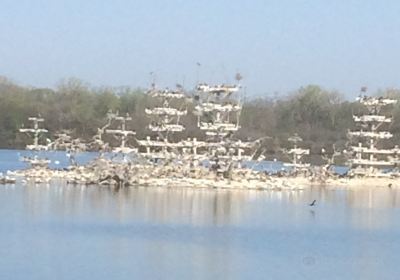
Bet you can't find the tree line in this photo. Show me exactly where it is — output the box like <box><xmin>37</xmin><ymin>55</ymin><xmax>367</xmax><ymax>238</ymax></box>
<box><xmin>1</xmin><ymin>76</ymin><xmax>400</xmax><ymax>163</ymax></box>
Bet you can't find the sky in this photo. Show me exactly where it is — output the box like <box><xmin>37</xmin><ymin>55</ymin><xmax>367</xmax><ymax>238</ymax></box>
<box><xmin>1</xmin><ymin>0</ymin><xmax>400</xmax><ymax>98</ymax></box>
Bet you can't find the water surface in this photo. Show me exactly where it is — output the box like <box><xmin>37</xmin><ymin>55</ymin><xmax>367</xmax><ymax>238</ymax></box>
<box><xmin>0</xmin><ymin>150</ymin><xmax>399</xmax><ymax>279</ymax></box>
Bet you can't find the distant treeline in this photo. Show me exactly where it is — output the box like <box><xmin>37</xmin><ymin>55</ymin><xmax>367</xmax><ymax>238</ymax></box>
<box><xmin>1</xmin><ymin>76</ymin><xmax>400</xmax><ymax>162</ymax></box>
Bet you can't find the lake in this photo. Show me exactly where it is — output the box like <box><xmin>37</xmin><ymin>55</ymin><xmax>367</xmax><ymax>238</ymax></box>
<box><xmin>1</xmin><ymin>150</ymin><xmax>399</xmax><ymax>279</ymax></box>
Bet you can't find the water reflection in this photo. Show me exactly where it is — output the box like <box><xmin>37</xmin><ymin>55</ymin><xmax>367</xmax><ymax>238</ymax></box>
<box><xmin>22</xmin><ymin>184</ymin><xmax>272</xmax><ymax>226</ymax></box>
<box><xmin>346</xmin><ymin>187</ymin><xmax>400</xmax><ymax>209</ymax></box>
<box><xmin>2</xmin><ymin>184</ymin><xmax>400</xmax><ymax>280</ymax></box>
<box><xmin>14</xmin><ymin>184</ymin><xmax>400</xmax><ymax>227</ymax></box>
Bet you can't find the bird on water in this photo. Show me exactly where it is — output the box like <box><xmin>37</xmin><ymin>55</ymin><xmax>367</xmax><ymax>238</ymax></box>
<box><xmin>309</xmin><ymin>200</ymin><xmax>316</xmax><ymax>206</ymax></box>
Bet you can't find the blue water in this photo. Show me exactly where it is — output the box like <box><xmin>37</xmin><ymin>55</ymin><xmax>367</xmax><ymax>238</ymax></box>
<box><xmin>0</xmin><ymin>149</ymin><xmax>98</xmax><ymax>173</ymax></box>
<box><xmin>0</xmin><ymin>150</ymin><xmax>399</xmax><ymax>279</ymax></box>
<box><xmin>0</xmin><ymin>149</ymin><xmax>350</xmax><ymax>175</ymax></box>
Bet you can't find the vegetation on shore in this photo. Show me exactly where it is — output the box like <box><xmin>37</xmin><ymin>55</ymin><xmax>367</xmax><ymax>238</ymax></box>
<box><xmin>1</xmin><ymin>76</ymin><xmax>400</xmax><ymax>163</ymax></box>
